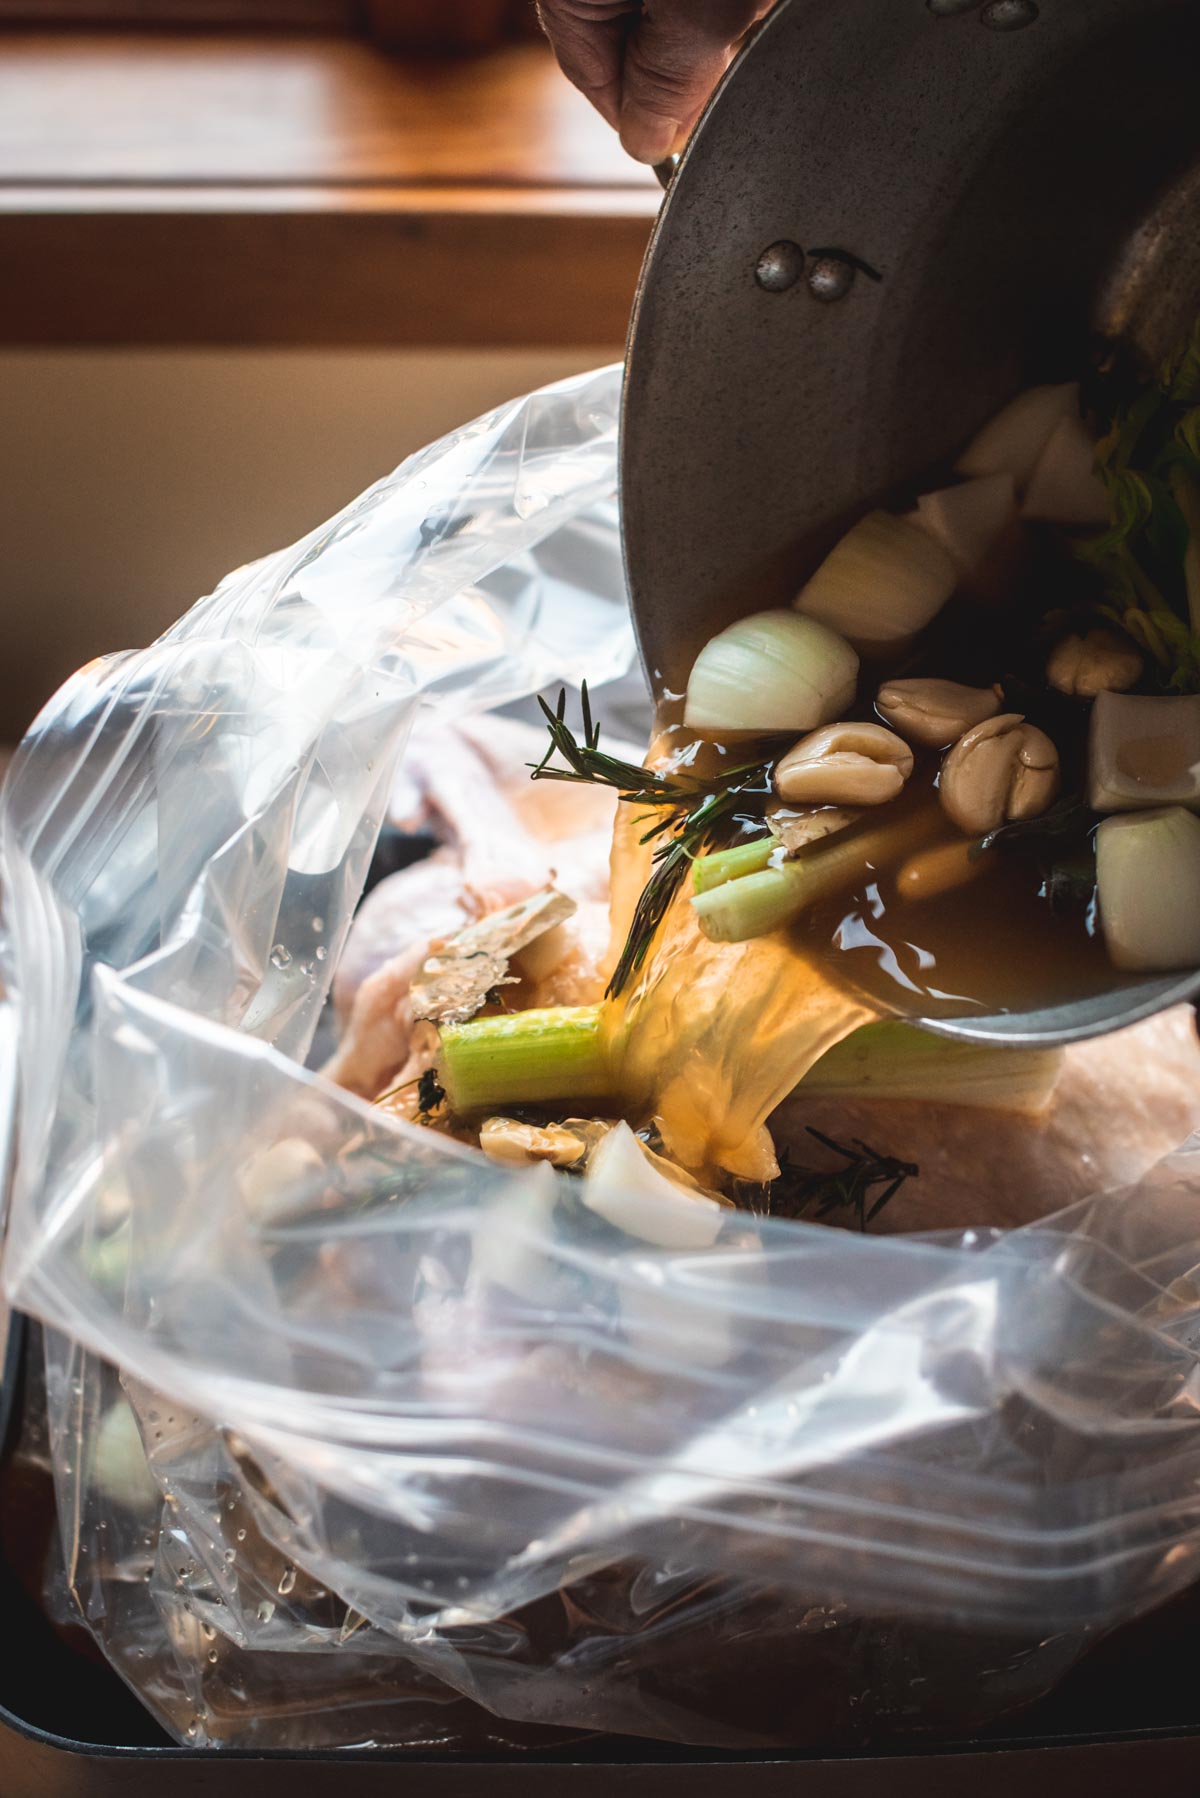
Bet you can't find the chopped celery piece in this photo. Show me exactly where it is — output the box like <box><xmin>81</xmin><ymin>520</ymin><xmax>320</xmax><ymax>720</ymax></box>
<box><xmin>691</xmin><ymin>861</ymin><xmax>813</xmax><ymax>943</ymax></box>
<box><xmin>690</xmin><ymin>835</ymin><xmax>776</xmax><ymax>895</ymax></box>
<box><xmin>692</xmin><ymin>813</ymin><xmax>939</xmax><ymax>944</ymax></box>
<box><xmin>802</xmin><ymin>1020</ymin><xmax>1063</xmax><ymax>1114</ymax></box>
<box><xmin>439</xmin><ymin>1004</ymin><xmax>611</xmax><ymax>1113</ymax></box>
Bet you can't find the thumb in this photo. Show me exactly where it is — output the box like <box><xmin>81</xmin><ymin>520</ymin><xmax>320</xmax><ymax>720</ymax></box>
<box><xmin>618</xmin><ymin>1</ymin><xmax>772</xmax><ymax>165</ymax></box>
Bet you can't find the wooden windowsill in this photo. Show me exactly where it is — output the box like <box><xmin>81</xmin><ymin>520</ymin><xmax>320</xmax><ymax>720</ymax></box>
<box><xmin>0</xmin><ymin>31</ymin><xmax>661</xmax><ymax>345</ymax></box>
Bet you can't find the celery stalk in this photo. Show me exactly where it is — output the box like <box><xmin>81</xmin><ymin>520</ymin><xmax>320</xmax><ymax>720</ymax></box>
<box><xmin>692</xmin><ymin>813</ymin><xmax>939</xmax><ymax>944</ymax></box>
<box><xmin>439</xmin><ymin>1005</ymin><xmax>611</xmax><ymax>1113</ymax></box>
<box><xmin>690</xmin><ymin>835</ymin><xmax>777</xmax><ymax>894</ymax></box>
<box><xmin>802</xmin><ymin>1020</ymin><xmax>1063</xmax><ymax>1114</ymax></box>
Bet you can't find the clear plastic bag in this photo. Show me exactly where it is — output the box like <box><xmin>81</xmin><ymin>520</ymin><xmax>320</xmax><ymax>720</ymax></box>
<box><xmin>5</xmin><ymin>364</ymin><xmax>1200</xmax><ymax>1752</ymax></box>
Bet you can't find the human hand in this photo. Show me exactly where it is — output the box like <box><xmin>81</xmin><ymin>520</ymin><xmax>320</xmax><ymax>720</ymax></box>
<box><xmin>538</xmin><ymin>1</ymin><xmax>777</xmax><ymax>167</ymax></box>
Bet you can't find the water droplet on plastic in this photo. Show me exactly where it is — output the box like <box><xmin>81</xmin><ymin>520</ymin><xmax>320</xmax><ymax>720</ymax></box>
<box><xmin>235</xmin><ymin>1528</ymin><xmax>246</xmax><ymax>1542</ymax></box>
<box><xmin>300</xmin><ymin>959</ymin><xmax>314</xmax><ymax>977</ymax></box>
<box><xmin>200</xmin><ymin>1622</ymin><xmax>216</xmax><ymax>1642</ymax></box>
<box><xmin>270</xmin><ymin>944</ymin><xmax>292</xmax><ymax>971</ymax></box>
<box><xmin>278</xmin><ymin>1566</ymin><xmax>297</xmax><ymax>1596</ymax></box>
<box><xmin>207</xmin><ymin>1649</ymin><xmax>219</xmax><ymax>1664</ymax></box>
<box><xmin>311</xmin><ymin>916</ymin><xmax>325</xmax><ymax>934</ymax></box>
<box><xmin>256</xmin><ymin>1599</ymin><xmax>275</xmax><ymax>1623</ymax></box>
<box><xmin>185</xmin><ymin>1722</ymin><xmax>198</xmax><ymax>1740</ymax></box>
<box><xmin>224</xmin><ymin>1548</ymin><xmax>235</xmax><ymax>1563</ymax></box>
<box><xmin>315</xmin><ymin>945</ymin><xmax>328</xmax><ymax>962</ymax></box>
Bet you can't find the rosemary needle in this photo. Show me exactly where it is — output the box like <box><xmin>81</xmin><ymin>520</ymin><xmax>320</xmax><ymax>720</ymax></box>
<box><xmin>530</xmin><ymin>686</ymin><xmax>770</xmax><ymax>996</ymax></box>
<box><xmin>734</xmin><ymin>1127</ymin><xmax>919</xmax><ymax>1232</ymax></box>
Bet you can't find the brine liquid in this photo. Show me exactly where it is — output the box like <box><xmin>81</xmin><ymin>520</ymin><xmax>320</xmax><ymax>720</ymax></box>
<box><xmin>799</xmin><ymin>767</ymin><xmax>1116</xmax><ymax>1022</ymax></box>
<box><xmin>614</xmin><ymin>629</ymin><xmax>1129</xmax><ymax>1177</ymax></box>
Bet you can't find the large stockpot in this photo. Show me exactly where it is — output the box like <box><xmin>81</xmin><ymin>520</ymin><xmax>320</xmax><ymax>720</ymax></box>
<box><xmin>620</xmin><ymin>0</ymin><xmax>1200</xmax><ymax>1047</ymax></box>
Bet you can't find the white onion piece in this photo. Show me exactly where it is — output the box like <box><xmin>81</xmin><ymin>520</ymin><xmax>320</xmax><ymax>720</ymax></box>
<box><xmin>92</xmin><ymin>1401</ymin><xmax>161</xmax><ymax>1512</ymax></box>
<box><xmin>1097</xmin><ymin>808</ymin><xmax>1200</xmax><ymax>972</ymax></box>
<box><xmin>957</xmin><ymin>382</ymin><xmax>1080</xmax><ymax>489</ymax></box>
<box><xmin>683</xmin><ymin>610</ymin><xmax>858</xmax><ymax>734</ymax></box>
<box><xmin>912</xmin><ymin>474</ymin><xmax>1017</xmax><ymax>573</ymax></box>
<box><xmin>584</xmin><ymin>1122</ymin><xmax>725</xmax><ymax>1249</ymax></box>
<box><xmin>1089</xmin><ymin>691</ymin><xmax>1200</xmax><ymax>812</ymax></box>
<box><xmin>794</xmin><ymin>512</ymin><xmax>957</xmax><ymax>655</ymax></box>
<box><xmin>1022</xmin><ymin>416</ymin><xmax>1109</xmax><ymax>525</ymax></box>
<box><xmin>469</xmin><ymin>1164</ymin><xmax>559</xmax><ymax>1302</ymax></box>
<box><xmin>238</xmin><ymin>1136</ymin><xmax>325</xmax><ymax>1224</ymax></box>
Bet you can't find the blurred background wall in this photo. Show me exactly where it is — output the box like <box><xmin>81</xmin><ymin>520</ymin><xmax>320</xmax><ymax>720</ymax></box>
<box><xmin>0</xmin><ymin>347</ymin><xmax>618</xmax><ymax>732</ymax></box>
<box><xmin>0</xmin><ymin>13</ymin><xmax>657</xmax><ymax>735</ymax></box>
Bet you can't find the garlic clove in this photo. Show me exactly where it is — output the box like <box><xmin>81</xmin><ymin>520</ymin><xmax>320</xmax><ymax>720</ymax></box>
<box><xmin>775</xmin><ymin>722</ymin><xmax>913</xmax><ymax>807</ymax></box>
<box><xmin>1045</xmin><ymin>628</ymin><xmax>1142</xmax><ymax>699</ymax></box>
<box><xmin>876</xmin><ymin>677</ymin><xmax>1003</xmax><ymax>749</ymax></box>
<box><xmin>940</xmin><ymin>713</ymin><xmax>1061</xmax><ymax>836</ymax></box>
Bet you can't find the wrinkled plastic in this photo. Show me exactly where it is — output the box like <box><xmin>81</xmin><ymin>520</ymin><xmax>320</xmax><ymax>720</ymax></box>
<box><xmin>5</xmin><ymin>366</ymin><xmax>1200</xmax><ymax>1751</ymax></box>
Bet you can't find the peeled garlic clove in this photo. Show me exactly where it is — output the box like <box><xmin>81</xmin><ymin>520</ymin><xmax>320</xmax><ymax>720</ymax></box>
<box><xmin>684</xmin><ymin>609</ymin><xmax>859</xmax><ymax>734</ymax></box>
<box><xmin>940</xmin><ymin>713</ymin><xmax>1061</xmax><ymax>836</ymax></box>
<box><xmin>1097</xmin><ymin>807</ymin><xmax>1200</xmax><ymax>972</ymax></box>
<box><xmin>1023</xmin><ymin>415</ymin><xmax>1110</xmax><ymax>525</ymax></box>
<box><xmin>795</xmin><ymin>512</ymin><xmax>958</xmax><ymax>656</ymax></box>
<box><xmin>912</xmin><ymin>474</ymin><xmax>1018</xmax><ymax>573</ymax></box>
<box><xmin>1046</xmin><ymin>628</ymin><xmax>1142</xmax><ymax>698</ymax></box>
<box><xmin>479</xmin><ymin>1117</ymin><xmax>589</xmax><ymax>1167</ymax></box>
<box><xmin>775</xmin><ymin>722</ymin><xmax>913</xmax><ymax>806</ymax></box>
<box><xmin>1089</xmin><ymin>691</ymin><xmax>1200</xmax><ymax>811</ymax></box>
<box><xmin>584</xmin><ymin>1122</ymin><xmax>725</xmax><ymax>1249</ymax></box>
<box><xmin>876</xmin><ymin>677</ymin><xmax>1003</xmax><ymax>749</ymax></box>
<box><xmin>956</xmin><ymin>382</ymin><xmax>1080</xmax><ymax>488</ymax></box>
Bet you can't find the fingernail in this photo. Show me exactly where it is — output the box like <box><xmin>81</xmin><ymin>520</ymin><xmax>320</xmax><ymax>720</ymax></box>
<box><xmin>619</xmin><ymin>111</ymin><xmax>684</xmax><ymax>167</ymax></box>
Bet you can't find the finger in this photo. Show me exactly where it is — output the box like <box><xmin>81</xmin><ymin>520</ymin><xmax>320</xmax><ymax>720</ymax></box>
<box><xmin>537</xmin><ymin>1</ymin><xmax>638</xmax><ymax>130</ymax></box>
<box><xmin>619</xmin><ymin>0</ymin><xmax>775</xmax><ymax>165</ymax></box>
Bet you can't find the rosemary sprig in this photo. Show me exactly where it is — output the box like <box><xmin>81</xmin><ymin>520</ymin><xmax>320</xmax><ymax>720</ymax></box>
<box><xmin>530</xmin><ymin>686</ymin><xmax>770</xmax><ymax>996</ymax></box>
<box><xmin>735</xmin><ymin>1127</ymin><xmax>918</xmax><ymax>1232</ymax></box>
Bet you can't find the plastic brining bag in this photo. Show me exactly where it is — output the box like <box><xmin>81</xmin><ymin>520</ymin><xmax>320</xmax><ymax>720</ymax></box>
<box><xmin>5</xmin><ymin>366</ymin><xmax>1200</xmax><ymax>1752</ymax></box>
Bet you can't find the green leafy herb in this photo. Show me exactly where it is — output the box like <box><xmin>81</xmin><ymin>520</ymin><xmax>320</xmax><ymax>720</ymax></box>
<box><xmin>734</xmin><ymin>1128</ymin><xmax>918</xmax><ymax>1232</ymax></box>
<box><xmin>974</xmin><ymin>794</ymin><xmax>1093</xmax><ymax>856</ymax></box>
<box><xmin>1077</xmin><ymin>316</ymin><xmax>1200</xmax><ymax>689</ymax></box>
<box><xmin>530</xmin><ymin>685</ymin><xmax>770</xmax><ymax>996</ymax></box>
<box><xmin>974</xmin><ymin>794</ymin><xmax>1097</xmax><ymax>919</ymax></box>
